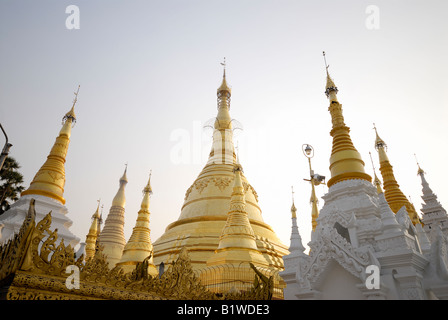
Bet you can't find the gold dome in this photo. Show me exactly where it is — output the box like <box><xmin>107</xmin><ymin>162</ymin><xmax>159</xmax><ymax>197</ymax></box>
<box><xmin>152</xmin><ymin>70</ymin><xmax>288</xmax><ymax>271</ymax></box>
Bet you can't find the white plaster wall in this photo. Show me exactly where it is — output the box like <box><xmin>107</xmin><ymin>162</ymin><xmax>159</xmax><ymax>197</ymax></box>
<box><xmin>317</xmin><ymin>262</ymin><xmax>366</xmax><ymax>300</ymax></box>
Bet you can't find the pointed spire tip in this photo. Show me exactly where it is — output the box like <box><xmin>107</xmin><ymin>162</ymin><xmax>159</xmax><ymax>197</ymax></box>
<box><xmin>120</xmin><ymin>163</ymin><xmax>128</xmax><ymax>183</ymax></box>
<box><xmin>217</xmin><ymin>58</ymin><xmax>231</xmax><ymax>94</ymax></box>
<box><xmin>323</xmin><ymin>52</ymin><xmax>338</xmax><ymax>98</ymax></box>
<box><xmin>63</xmin><ymin>85</ymin><xmax>80</xmax><ymax>124</ymax></box>
<box><xmin>414</xmin><ymin>153</ymin><xmax>425</xmax><ymax>175</ymax></box>
<box><xmin>144</xmin><ymin>170</ymin><xmax>153</xmax><ymax>195</ymax></box>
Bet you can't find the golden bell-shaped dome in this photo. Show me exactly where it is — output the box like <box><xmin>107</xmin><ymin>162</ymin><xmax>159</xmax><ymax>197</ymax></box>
<box><xmin>152</xmin><ymin>68</ymin><xmax>288</xmax><ymax>271</ymax></box>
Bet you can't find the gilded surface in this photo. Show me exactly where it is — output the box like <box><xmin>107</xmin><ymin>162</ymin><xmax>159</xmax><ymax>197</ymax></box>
<box><xmin>374</xmin><ymin>128</ymin><xmax>420</xmax><ymax>225</ymax></box>
<box><xmin>0</xmin><ymin>199</ymin><xmax>274</xmax><ymax>300</ymax></box>
<box><xmin>154</xmin><ymin>70</ymin><xmax>288</xmax><ymax>271</ymax></box>
<box><xmin>21</xmin><ymin>111</ymin><xmax>74</xmax><ymax>205</ymax></box>
<box><xmin>324</xmin><ymin>70</ymin><xmax>372</xmax><ymax>188</ymax></box>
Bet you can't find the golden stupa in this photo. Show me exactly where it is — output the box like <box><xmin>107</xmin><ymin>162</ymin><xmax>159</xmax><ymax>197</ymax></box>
<box><xmin>98</xmin><ymin>166</ymin><xmax>128</xmax><ymax>267</ymax></box>
<box><xmin>374</xmin><ymin>126</ymin><xmax>420</xmax><ymax>224</ymax></box>
<box><xmin>152</xmin><ymin>65</ymin><xmax>289</xmax><ymax>271</ymax></box>
<box><xmin>21</xmin><ymin>86</ymin><xmax>79</xmax><ymax>204</ymax></box>
<box><xmin>323</xmin><ymin>56</ymin><xmax>372</xmax><ymax>188</ymax></box>
<box><xmin>117</xmin><ymin>172</ymin><xmax>158</xmax><ymax>276</ymax></box>
<box><xmin>84</xmin><ymin>200</ymin><xmax>102</xmax><ymax>260</ymax></box>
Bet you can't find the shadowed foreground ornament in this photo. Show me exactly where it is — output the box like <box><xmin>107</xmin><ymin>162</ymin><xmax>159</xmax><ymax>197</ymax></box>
<box><xmin>0</xmin><ymin>199</ymin><xmax>274</xmax><ymax>300</ymax></box>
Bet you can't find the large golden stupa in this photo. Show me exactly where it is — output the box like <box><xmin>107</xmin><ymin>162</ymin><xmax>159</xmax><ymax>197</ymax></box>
<box><xmin>152</xmin><ymin>67</ymin><xmax>289</xmax><ymax>271</ymax></box>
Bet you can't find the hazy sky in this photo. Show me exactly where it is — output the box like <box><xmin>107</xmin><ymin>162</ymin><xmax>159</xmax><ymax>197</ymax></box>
<box><xmin>1</xmin><ymin>0</ymin><xmax>447</xmax><ymax>250</ymax></box>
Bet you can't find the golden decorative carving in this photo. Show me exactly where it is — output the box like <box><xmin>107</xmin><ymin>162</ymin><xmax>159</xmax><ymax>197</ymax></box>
<box><xmin>47</xmin><ymin>171</ymin><xmax>64</xmax><ymax>183</ymax></box>
<box><xmin>186</xmin><ymin>177</ymin><xmax>232</xmax><ymax>199</ymax></box>
<box><xmin>243</xmin><ymin>181</ymin><xmax>259</xmax><ymax>202</ymax></box>
<box><xmin>184</xmin><ymin>184</ymin><xmax>194</xmax><ymax>200</ymax></box>
<box><xmin>194</xmin><ymin>178</ymin><xmax>211</xmax><ymax>194</ymax></box>
<box><xmin>0</xmin><ymin>199</ymin><xmax>274</xmax><ymax>300</ymax></box>
<box><xmin>213</xmin><ymin>177</ymin><xmax>232</xmax><ymax>191</ymax></box>
<box><xmin>185</xmin><ymin>177</ymin><xmax>257</xmax><ymax>201</ymax></box>
<box><xmin>0</xmin><ymin>199</ymin><xmax>36</xmax><ymax>283</ymax></box>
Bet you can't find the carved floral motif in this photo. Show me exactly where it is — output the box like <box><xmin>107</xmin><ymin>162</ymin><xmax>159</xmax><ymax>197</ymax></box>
<box><xmin>184</xmin><ymin>176</ymin><xmax>258</xmax><ymax>202</ymax></box>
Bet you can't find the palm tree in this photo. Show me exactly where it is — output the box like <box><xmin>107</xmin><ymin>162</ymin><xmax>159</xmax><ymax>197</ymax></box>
<box><xmin>0</xmin><ymin>156</ymin><xmax>25</xmax><ymax>215</ymax></box>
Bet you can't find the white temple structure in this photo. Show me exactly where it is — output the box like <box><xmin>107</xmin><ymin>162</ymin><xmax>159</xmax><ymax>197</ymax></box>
<box><xmin>0</xmin><ymin>89</ymin><xmax>81</xmax><ymax>247</ymax></box>
<box><xmin>281</xmin><ymin>63</ymin><xmax>448</xmax><ymax>300</ymax></box>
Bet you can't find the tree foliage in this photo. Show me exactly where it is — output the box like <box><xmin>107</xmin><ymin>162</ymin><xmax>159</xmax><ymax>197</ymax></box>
<box><xmin>0</xmin><ymin>156</ymin><xmax>25</xmax><ymax>215</ymax></box>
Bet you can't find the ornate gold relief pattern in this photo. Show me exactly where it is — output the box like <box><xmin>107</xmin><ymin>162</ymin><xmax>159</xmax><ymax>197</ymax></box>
<box><xmin>184</xmin><ymin>184</ymin><xmax>194</xmax><ymax>200</ymax></box>
<box><xmin>0</xmin><ymin>199</ymin><xmax>36</xmax><ymax>284</ymax></box>
<box><xmin>213</xmin><ymin>177</ymin><xmax>232</xmax><ymax>191</ymax></box>
<box><xmin>243</xmin><ymin>181</ymin><xmax>259</xmax><ymax>202</ymax></box>
<box><xmin>0</xmin><ymin>200</ymin><xmax>273</xmax><ymax>300</ymax></box>
<box><xmin>47</xmin><ymin>171</ymin><xmax>65</xmax><ymax>183</ymax></box>
<box><xmin>195</xmin><ymin>178</ymin><xmax>210</xmax><ymax>194</ymax></box>
<box><xmin>184</xmin><ymin>177</ymin><xmax>258</xmax><ymax>201</ymax></box>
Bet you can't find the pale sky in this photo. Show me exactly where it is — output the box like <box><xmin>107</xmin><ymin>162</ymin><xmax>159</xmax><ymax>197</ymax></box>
<box><xmin>1</xmin><ymin>0</ymin><xmax>447</xmax><ymax>251</ymax></box>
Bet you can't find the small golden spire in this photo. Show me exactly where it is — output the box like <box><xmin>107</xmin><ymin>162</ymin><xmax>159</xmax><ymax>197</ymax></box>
<box><xmin>121</xmin><ymin>163</ymin><xmax>128</xmax><ymax>182</ymax></box>
<box><xmin>217</xmin><ymin>57</ymin><xmax>231</xmax><ymax>95</ymax></box>
<box><xmin>92</xmin><ymin>198</ymin><xmax>101</xmax><ymax>219</ymax></box>
<box><xmin>310</xmin><ymin>182</ymin><xmax>319</xmax><ymax>231</ymax></box>
<box><xmin>373</xmin><ymin>123</ymin><xmax>389</xmax><ymax>162</ymax></box>
<box><xmin>215</xmin><ymin>58</ymin><xmax>232</xmax><ymax>131</ymax></box>
<box><xmin>117</xmin><ymin>172</ymin><xmax>157</xmax><ymax>276</ymax></box>
<box><xmin>140</xmin><ymin>171</ymin><xmax>153</xmax><ymax>211</ymax></box>
<box><xmin>323</xmin><ymin>51</ymin><xmax>338</xmax><ymax>101</ymax></box>
<box><xmin>98</xmin><ymin>205</ymin><xmax>103</xmax><ymax>237</ymax></box>
<box><xmin>99</xmin><ymin>167</ymin><xmax>128</xmax><ymax>267</ymax></box>
<box><xmin>206</xmin><ymin>162</ymin><xmax>268</xmax><ymax>268</ymax></box>
<box><xmin>373</xmin><ymin>123</ymin><xmax>386</xmax><ymax>147</ymax></box>
<box><xmin>291</xmin><ymin>186</ymin><xmax>297</xmax><ymax>219</ymax></box>
<box><xmin>21</xmin><ymin>85</ymin><xmax>80</xmax><ymax>204</ymax></box>
<box><xmin>62</xmin><ymin>85</ymin><xmax>79</xmax><ymax>124</ymax></box>
<box><xmin>374</xmin><ymin>126</ymin><xmax>420</xmax><ymax>225</ymax></box>
<box><xmin>322</xmin><ymin>52</ymin><xmax>371</xmax><ymax>187</ymax></box>
<box><xmin>220</xmin><ymin>163</ymin><xmax>254</xmax><ymax>248</ymax></box>
<box><xmin>369</xmin><ymin>151</ymin><xmax>383</xmax><ymax>194</ymax></box>
<box><xmin>414</xmin><ymin>153</ymin><xmax>425</xmax><ymax>175</ymax></box>
<box><xmin>144</xmin><ymin>170</ymin><xmax>153</xmax><ymax>194</ymax></box>
<box><xmin>85</xmin><ymin>199</ymin><xmax>102</xmax><ymax>260</ymax></box>
<box><xmin>221</xmin><ymin>57</ymin><xmax>226</xmax><ymax>74</ymax></box>
<box><xmin>112</xmin><ymin>165</ymin><xmax>128</xmax><ymax>207</ymax></box>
